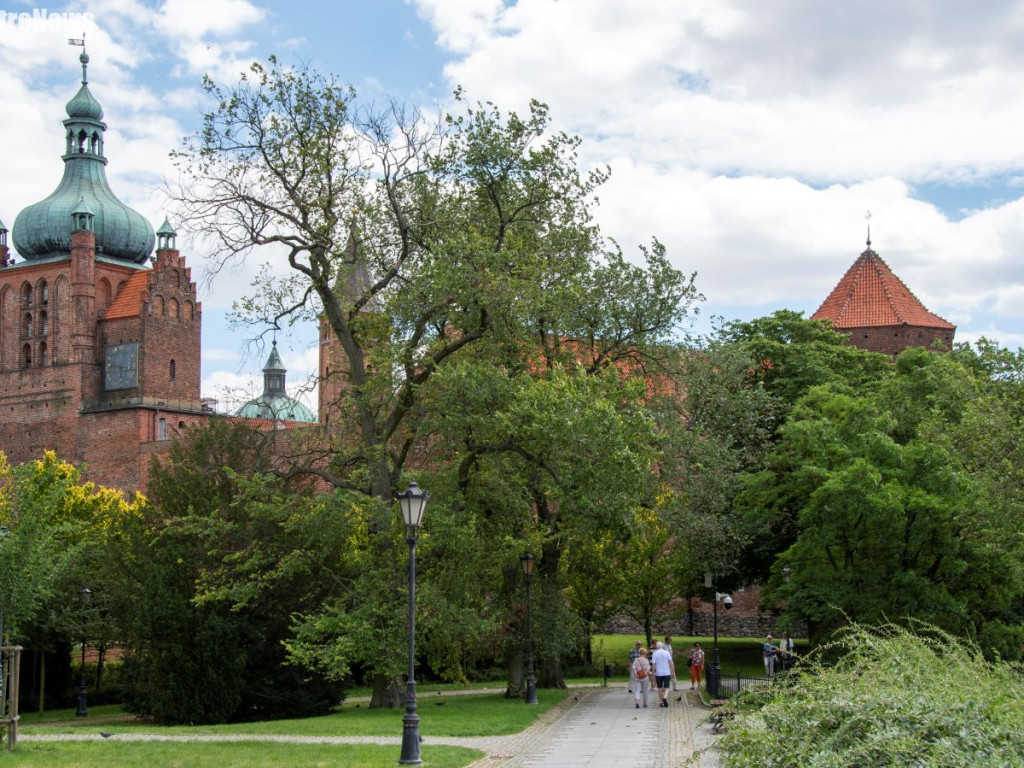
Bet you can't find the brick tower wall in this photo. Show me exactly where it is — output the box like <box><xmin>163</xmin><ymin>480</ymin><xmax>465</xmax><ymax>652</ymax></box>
<box><xmin>844</xmin><ymin>325</ymin><xmax>955</xmax><ymax>357</ymax></box>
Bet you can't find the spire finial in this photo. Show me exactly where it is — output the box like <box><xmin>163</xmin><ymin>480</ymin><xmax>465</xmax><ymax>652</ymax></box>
<box><xmin>865</xmin><ymin>210</ymin><xmax>872</xmax><ymax>248</ymax></box>
<box><xmin>68</xmin><ymin>34</ymin><xmax>87</xmax><ymax>84</ymax></box>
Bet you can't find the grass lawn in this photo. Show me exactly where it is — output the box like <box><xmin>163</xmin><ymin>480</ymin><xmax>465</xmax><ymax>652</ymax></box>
<box><xmin>591</xmin><ymin>633</ymin><xmax>810</xmax><ymax>680</ymax></box>
<box><xmin>21</xmin><ymin>690</ymin><xmax>566</xmax><ymax>738</ymax></box>
<box><xmin>0</xmin><ymin>741</ymin><xmax>481</xmax><ymax>768</ymax></box>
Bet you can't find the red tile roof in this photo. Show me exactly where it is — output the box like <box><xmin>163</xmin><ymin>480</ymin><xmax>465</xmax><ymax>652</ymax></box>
<box><xmin>103</xmin><ymin>271</ymin><xmax>151</xmax><ymax>320</ymax></box>
<box><xmin>811</xmin><ymin>248</ymin><xmax>954</xmax><ymax>330</ymax></box>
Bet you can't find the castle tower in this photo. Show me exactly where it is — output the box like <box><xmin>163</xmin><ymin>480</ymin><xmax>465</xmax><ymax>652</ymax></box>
<box><xmin>0</xmin><ymin>52</ymin><xmax>206</xmax><ymax>492</ymax></box>
<box><xmin>811</xmin><ymin>238</ymin><xmax>955</xmax><ymax>356</ymax></box>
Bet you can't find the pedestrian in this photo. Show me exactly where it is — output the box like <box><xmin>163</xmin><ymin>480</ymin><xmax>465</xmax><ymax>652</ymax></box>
<box><xmin>650</xmin><ymin>640</ymin><xmax>675</xmax><ymax>707</ymax></box>
<box><xmin>688</xmin><ymin>642</ymin><xmax>705</xmax><ymax>690</ymax></box>
<box><xmin>663</xmin><ymin>634</ymin><xmax>678</xmax><ymax>691</ymax></box>
<box><xmin>779</xmin><ymin>631</ymin><xmax>795</xmax><ymax>670</ymax></box>
<box><xmin>763</xmin><ymin>634</ymin><xmax>777</xmax><ymax>679</ymax></box>
<box><xmin>632</xmin><ymin>647</ymin><xmax>652</xmax><ymax>708</ymax></box>
<box><xmin>627</xmin><ymin>639</ymin><xmax>642</xmax><ymax>693</ymax></box>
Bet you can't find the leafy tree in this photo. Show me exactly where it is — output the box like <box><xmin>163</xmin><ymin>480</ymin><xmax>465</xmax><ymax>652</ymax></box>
<box><xmin>752</xmin><ymin>349</ymin><xmax>1022</xmax><ymax>647</ymax></box>
<box><xmin>172</xmin><ymin>57</ymin><xmax>701</xmax><ymax>700</ymax></box>
<box><xmin>606</xmin><ymin>507</ymin><xmax>694</xmax><ymax>648</ymax></box>
<box><xmin>120</xmin><ymin>420</ymin><xmax>344</xmax><ymax>723</ymax></box>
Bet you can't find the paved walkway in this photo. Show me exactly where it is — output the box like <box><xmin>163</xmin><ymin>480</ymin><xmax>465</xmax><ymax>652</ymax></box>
<box><xmin>21</xmin><ymin>685</ymin><xmax>723</xmax><ymax>768</ymax></box>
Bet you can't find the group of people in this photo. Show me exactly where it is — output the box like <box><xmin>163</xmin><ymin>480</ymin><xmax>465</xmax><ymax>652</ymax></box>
<box><xmin>627</xmin><ymin>635</ymin><xmax>706</xmax><ymax>709</ymax></box>
<box><xmin>761</xmin><ymin>632</ymin><xmax>796</xmax><ymax>678</ymax></box>
<box><xmin>628</xmin><ymin>631</ymin><xmax>798</xmax><ymax>704</ymax></box>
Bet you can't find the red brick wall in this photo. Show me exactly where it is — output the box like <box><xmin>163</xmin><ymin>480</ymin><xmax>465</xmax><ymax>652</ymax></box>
<box><xmin>0</xmin><ymin>244</ymin><xmax>207</xmax><ymax>494</ymax></box>
<box><xmin>843</xmin><ymin>325</ymin><xmax>955</xmax><ymax>357</ymax></box>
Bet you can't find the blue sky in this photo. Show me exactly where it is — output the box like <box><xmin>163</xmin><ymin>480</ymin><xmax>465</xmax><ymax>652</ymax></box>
<box><xmin>3</xmin><ymin>0</ymin><xmax>1024</xmax><ymax>411</ymax></box>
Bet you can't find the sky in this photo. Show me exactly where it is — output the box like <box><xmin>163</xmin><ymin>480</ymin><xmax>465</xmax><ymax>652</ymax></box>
<box><xmin>2</xmin><ymin>0</ymin><xmax>1024</xmax><ymax>412</ymax></box>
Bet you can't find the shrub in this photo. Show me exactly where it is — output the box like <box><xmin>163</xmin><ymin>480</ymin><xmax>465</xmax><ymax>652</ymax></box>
<box><xmin>720</xmin><ymin>622</ymin><xmax>1024</xmax><ymax>767</ymax></box>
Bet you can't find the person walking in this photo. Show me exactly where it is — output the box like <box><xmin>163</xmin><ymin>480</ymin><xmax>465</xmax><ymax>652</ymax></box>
<box><xmin>650</xmin><ymin>641</ymin><xmax>674</xmax><ymax>707</ymax></box>
<box><xmin>663</xmin><ymin>635</ymin><xmax>678</xmax><ymax>691</ymax></box>
<box><xmin>632</xmin><ymin>647</ymin><xmax>652</xmax><ymax>708</ymax></box>
<box><xmin>627</xmin><ymin>640</ymin><xmax>642</xmax><ymax>693</ymax></box>
<box><xmin>688</xmin><ymin>642</ymin><xmax>705</xmax><ymax>690</ymax></box>
<box><xmin>763</xmin><ymin>634</ymin><xmax>777</xmax><ymax>679</ymax></box>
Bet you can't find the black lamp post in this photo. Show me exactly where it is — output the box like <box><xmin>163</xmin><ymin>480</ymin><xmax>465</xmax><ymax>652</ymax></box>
<box><xmin>705</xmin><ymin>572</ymin><xmax>732</xmax><ymax>698</ymax></box>
<box><xmin>519</xmin><ymin>552</ymin><xmax>538</xmax><ymax>705</ymax></box>
<box><xmin>76</xmin><ymin>587</ymin><xmax>92</xmax><ymax>717</ymax></box>
<box><xmin>398</xmin><ymin>482</ymin><xmax>429</xmax><ymax>766</ymax></box>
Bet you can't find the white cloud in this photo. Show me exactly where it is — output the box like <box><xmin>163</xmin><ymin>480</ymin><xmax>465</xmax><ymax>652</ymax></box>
<box><xmin>408</xmin><ymin>0</ymin><xmax>1024</xmax><ymax>348</ymax></box>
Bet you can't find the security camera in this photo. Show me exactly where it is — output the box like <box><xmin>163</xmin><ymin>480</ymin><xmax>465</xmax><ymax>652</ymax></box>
<box><xmin>723</xmin><ymin>595</ymin><xmax>733</xmax><ymax>610</ymax></box>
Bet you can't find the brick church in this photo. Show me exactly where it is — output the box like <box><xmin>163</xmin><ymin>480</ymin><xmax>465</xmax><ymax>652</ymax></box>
<box><xmin>0</xmin><ymin>51</ymin><xmax>208</xmax><ymax>491</ymax></box>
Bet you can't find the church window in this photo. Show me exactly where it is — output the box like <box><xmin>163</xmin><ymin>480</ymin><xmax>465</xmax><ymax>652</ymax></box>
<box><xmin>90</xmin><ymin>132</ymin><xmax>99</xmax><ymax>154</ymax></box>
<box><xmin>21</xmin><ymin>344</ymin><xmax>31</xmax><ymax>369</ymax></box>
<box><xmin>22</xmin><ymin>313</ymin><xmax>31</xmax><ymax>338</ymax></box>
<box><xmin>157</xmin><ymin>418</ymin><xmax>167</xmax><ymax>441</ymax></box>
<box><xmin>40</xmin><ymin>310</ymin><xmax>48</xmax><ymax>337</ymax></box>
<box><xmin>169</xmin><ymin>298</ymin><xmax>179</xmax><ymax>319</ymax></box>
<box><xmin>38</xmin><ymin>342</ymin><xmax>47</xmax><ymax>367</ymax></box>
<box><xmin>77</xmin><ymin>130</ymin><xmax>87</xmax><ymax>153</ymax></box>
<box><xmin>154</xmin><ymin>295</ymin><xmax>164</xmax><ymax>315</ymax></box>
<box><xmin>21</xmin><ymin>283</ymin><xmax>31</xmax><ymax>308</ymax></box>
<box><xmin>169</xmin><ymin>359</ymin><xmax>176</xmax><ymax>381</ymax></box>
<box><xmin>38</xmin><ymin>280</ymin><xmax>48</xmax><ymax>305</ymax></box>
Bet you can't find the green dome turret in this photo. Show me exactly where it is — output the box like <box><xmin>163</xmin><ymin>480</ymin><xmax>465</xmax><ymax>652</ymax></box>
<box><xmin>11</xmin><ymin>52</ymin><xmax>154</xmax><ymax>265</ymax></box>
<box><xmin>235</xmin><ymin>341</ymin><xmax>317</xmax><ymax>423</ymax></box>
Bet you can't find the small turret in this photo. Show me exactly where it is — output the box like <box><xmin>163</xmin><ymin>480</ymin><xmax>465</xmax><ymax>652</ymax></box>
<box><xmin>0</xmin><ymin>217</ymin><xmax>8</xmax><ymax>267</ymax></box>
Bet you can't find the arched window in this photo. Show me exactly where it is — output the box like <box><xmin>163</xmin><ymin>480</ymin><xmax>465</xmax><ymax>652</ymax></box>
<box><xmin>157</xmin><ymin>418</ymin><xmax>167</xmax><ymax>441</ymax></box>
<box><xmin>169</xmin><ymin>298</ymin><xmax>179</xmax><ymax>319</ymax></box>
<box><xmin>169</xmin><ymin>359</ymin><xmax>176</xmax><ymax>381</ymax></box>
<box><xmin>22</xmin><ymin>313</ymin><xmax>31</xmax><ymax>338</ymax></box>
<box><xmin>93</xmin><ymin>278</ymin><xmax>110</xmax><ymax>313</ymax></box>
<box><xmin>38</xmin><ymin>280</ymin><xmax>48</xmax><ymax>305</ymax></box>
<box><xmin>21</xmin><ymin>283</ymin><xmax>32</xmax><ymax>308</ymax></box>
<box><xmin>38</xmin><ymin>341</ymin><xmax>47</xmax><ymax>367</ymax></box>
<box><xmin>40</xmin><ymin>310</ymin><xmax>48</xmax><ymax>337</ymax></box>
<box><xmin>77</xmin><ymin>130</ymin><xmax>88</xmax><ymax>153</ymax></box>
<box><xmin>22</xmin><ymin>344</ymin><xmax>31</xmax><ymax>369</ymax></box>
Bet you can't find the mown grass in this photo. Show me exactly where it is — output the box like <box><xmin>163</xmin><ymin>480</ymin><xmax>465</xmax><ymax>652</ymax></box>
<box><xmin>591</xmin><ymin>633</ymin><xmax>802</xmax><ymax>679</ymax></box>
<box><xmin>21</xmin><ymin>689</ymin><xmax>566</xmax><ymax>738</ymax></box>
<box><xmin>0</xmin><ymin>741</ymin><xmax>481</xmax><ymax>768</ymax></box>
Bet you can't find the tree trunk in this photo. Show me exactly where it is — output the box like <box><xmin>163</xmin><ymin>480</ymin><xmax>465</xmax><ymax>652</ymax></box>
<box><xmin>538</xmin><ymin>656</ymin><xmax>566</xmax><ymax>689</ymax></box>
<box><xmin>505</xmin><ymin>653</ymin><xmax>525</xmax><ymax>699</ymax></box>
<box><xmin>370</xmin><ymin>672</ymin><xmax>403</xmax><ymax>709</ymax></box>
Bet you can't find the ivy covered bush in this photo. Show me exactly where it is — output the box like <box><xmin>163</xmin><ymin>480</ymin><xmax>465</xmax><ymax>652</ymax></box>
<box><xmin>719</xmin><ymin>623</ymin><xmax>1024</xmax><ymax>767</ymax></box>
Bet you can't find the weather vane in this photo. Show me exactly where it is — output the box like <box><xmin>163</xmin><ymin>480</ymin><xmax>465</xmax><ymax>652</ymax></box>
<box><xmin>68</xmin><ymin>33</ymin><xmax>88</xmax><ymax>84</ymax></box>
<box><xmin>865</xmin><ymin>210</ymin><xmax>872</xmax><ymax>247</ymax></box>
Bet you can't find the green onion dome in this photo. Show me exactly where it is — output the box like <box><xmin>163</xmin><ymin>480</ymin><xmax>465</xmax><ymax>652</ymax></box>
<box><xmin>12</xmin><ymin>52</ymin><xmax>154</xmax><ymax>265</ymax></box>
<box><xmin>235</xmin><ymin>342</ymin><xmax>317</xmax><ymax>423</ymax></box>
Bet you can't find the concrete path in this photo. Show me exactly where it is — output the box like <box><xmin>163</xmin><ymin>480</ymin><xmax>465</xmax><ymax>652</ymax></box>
<box><xmin>20</xmin><ymin>685</ymin><xmax>723</xmax><ymax>768</ymax></box>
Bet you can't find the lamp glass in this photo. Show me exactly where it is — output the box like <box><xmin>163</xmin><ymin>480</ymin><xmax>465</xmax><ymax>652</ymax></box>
<box><xmin>520</xmin><ymin>552</ymin><xmax>535</xmax><ymax>577</ymax></box>
<box><xmin>398</xmin><ymin>482</ymin><xmax>430</xmax><ymax>528</ymax></box>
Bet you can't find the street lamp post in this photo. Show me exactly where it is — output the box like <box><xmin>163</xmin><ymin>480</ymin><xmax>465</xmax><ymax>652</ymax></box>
<box><xmin>704</xmin><ymin>573</ymin><xmax>732</xmax><ymax>699</ymax></box>
<box><xmin>76</xmin><ymin>587</ymin><xmax>92</xmax><ymax>718</ymax></box>
<box><xmin>519</xmin><ymin>553</ymin><xmax>538</xmax><ymax>705</ymax></box>
<box><xmin>398</xmin><ymin>482</ymin><xmax>429</xmax><ymax>766</ymax></box>
<box><xmin>0</xmin><ymin>525</ymin><xmax>10</xmax><ymax>721</ymax></box>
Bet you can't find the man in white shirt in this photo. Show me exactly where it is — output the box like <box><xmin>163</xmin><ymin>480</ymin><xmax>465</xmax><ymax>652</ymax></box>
<box><xmin>650</xmin><ymin>641</ymin><xmax>675</xmax><ymax>707</ymax></box>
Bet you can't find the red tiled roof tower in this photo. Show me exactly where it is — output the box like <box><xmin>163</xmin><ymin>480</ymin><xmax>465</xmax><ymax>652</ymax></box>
<box><xmin>811</xmin><ymin>240</ymin><xmax>955</xmax><ymax>356</ymax></box>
